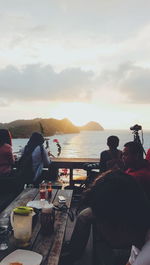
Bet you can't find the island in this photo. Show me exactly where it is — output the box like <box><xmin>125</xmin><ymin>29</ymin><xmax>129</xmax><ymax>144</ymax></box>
<box><xmin>0</xmin><ymin>118</ymin><xmax>104</xmax><ymax>138</ymax></box>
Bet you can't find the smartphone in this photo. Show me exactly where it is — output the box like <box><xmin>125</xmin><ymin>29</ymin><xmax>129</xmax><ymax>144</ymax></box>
<box><xmin>58</xmin><ymin>196</ymin><xmax>66</xmax><ymax>203</ymax></box>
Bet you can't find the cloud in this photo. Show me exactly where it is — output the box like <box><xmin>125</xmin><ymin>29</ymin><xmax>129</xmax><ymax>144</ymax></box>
<box><xmin>0</xmin><ymin>62</ymin><xmax>150</xmax><ymax>106</ymax></box>
<box><xmin>96</xmin><ymin>62</ymin><xmax>150</xmax><ymax>104</ymax></box>
<box><xmin>0</xmin><ymin>64</ymin><xmax>94</xmax><ymax>103</ymax></box>
<box><xmin>117</xmin><ymin>63</ymin><xmax>150</xmax><ymax>103</ymax></box>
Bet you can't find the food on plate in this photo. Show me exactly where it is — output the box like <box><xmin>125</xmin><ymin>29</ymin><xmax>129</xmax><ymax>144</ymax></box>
<box><xmin>9</xmin><ymin>262</ymin><xmax>23</xmax><ymax>265</ymax></box>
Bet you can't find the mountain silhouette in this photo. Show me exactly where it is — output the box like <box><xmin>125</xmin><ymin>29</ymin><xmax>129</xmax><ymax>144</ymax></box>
<box><xmin>0</xmin><ymin>118</ymin><xmax>104</xmax><ymax>138</ymax></box>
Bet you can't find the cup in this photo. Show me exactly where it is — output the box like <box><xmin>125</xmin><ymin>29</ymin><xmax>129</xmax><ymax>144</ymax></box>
<box><xmin>40</xmin><ymin>204</ymin><xmax>55</xmax><ymax>236</ymax></box>
<box><xmin>0</xmin><ymin>218</ymin><xmax>9</xmax><ymax>250</ymax></box>
<box><xmin>39</xmin><ymin>183</ymin><xmax>46</xmax><ymax>201</ymax></box>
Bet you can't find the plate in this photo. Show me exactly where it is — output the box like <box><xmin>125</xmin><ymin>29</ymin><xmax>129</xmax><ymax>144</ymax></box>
<box><xmin>26</xmin><ymin>200</ymin><xmax>51</xmax><ymax>209</ymax></box>
<box><xmin>0</xmin><ymin>249</ymin><xmax>42</xmax><ymax>265</ymax></box>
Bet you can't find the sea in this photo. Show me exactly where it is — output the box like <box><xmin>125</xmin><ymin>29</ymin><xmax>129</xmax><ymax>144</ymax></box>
<box><xmin>12</xmin><ymin>129</ymin><xmax>150</xmax><ymax>158</ymax></box>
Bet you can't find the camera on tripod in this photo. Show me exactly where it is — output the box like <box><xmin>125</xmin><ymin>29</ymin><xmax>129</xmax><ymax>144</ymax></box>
<box><xmin>130</xmin><ymin>124</ymin><xmax>146</xmax><ymax>155</ymax></box>
<box><xmin>130</xmin><ymin>124</ymin><xmax>142</xmax><ymax>132</ymax></box>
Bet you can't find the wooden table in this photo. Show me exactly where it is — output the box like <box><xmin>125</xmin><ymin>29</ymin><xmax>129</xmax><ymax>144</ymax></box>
<box><xmin>0</xmin><ymin>188</ymin><xmax>73</xmax><ymax>265</ymax></box>
<box><xmin>51</xmin><ymin>157</ymin><xmax>100</xmax><ymax>186</ymax></box>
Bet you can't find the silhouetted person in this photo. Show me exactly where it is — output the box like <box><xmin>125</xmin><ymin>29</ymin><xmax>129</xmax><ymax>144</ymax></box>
<box><xmin>62</xmin><ymin>170</ymin><xmax>150</xmax><ymax>265</ymax></box>
<box><xmin>100</xmin><ymin>135</ymin><xmax>122</xmax><ymax>173</ymax></box>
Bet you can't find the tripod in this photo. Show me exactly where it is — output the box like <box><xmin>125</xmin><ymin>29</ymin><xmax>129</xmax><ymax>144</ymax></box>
<box><xmin>132</xmin><ymin>130</ymin><xmax>146</xmax><ymax>156</ymax></box>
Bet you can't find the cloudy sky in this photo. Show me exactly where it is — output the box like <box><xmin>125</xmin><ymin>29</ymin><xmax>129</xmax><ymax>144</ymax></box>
<box><xmin>0</xmin><ymin>0</ymin><xmax>150</xmax><ymax>129</ymax></box>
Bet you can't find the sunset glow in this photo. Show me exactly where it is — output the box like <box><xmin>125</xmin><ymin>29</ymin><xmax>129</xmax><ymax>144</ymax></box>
<box><xmin>0</xmin><ymin>0</ymin><xmax>149</xmax><ymax>130</ymax></box>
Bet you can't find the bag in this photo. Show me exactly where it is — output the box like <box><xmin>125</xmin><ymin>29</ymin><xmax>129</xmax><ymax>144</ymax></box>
<box><xmin>16</xmin><ymin>153</ymin><xmax>34</xmax><ymax>185</ymax></box>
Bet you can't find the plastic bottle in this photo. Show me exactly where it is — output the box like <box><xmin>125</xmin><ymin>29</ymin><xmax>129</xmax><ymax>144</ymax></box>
<box><xmin>47</xmin><ymin>181</ymin><xmax>52</xmax><ymax>200</ymax></box>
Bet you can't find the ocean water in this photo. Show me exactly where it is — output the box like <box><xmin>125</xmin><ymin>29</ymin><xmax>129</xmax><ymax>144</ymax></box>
<box><xmin>12</xmin><ymin>129</ymin><xmax>150</xmax><ymax>158</ymax></box>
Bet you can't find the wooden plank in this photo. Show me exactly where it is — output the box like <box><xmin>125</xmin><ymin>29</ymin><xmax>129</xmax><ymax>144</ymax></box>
<box><xmin>0</xmin><ymin>188</ymin><xmax>73</xmax><ymax>265</ymax></box>
<box><xmin>46</xmin><ymin>189</ymin><xmax>73</xmax><ymax>265</ymax></box>
<box><xmin>0</xmin><ymin>189</ymin><xmax>58</xmax><ymax>261</ymax></box>
<box><xmin>51</xmin><ymin>158</ymin><xmax>99</xmax><ymax>163</ymax></box>
<box><xmin>30</xmin><ymin>189</ymin><xmax>58</xmax><ymax>248</ymax></box>
<box><xmin>32</xmin><ymin>189</ymin><xmax>73</xmax><ymax>265</ymax></box>
<box><xmin>0</xmin><ymin>188</ymin><xmax>38</xmax><ymax>219</ymax></box>
<box><xmin>50</xmin><ymin>158</ymin><xmax>99</xmax><ymax>170</ymax></box>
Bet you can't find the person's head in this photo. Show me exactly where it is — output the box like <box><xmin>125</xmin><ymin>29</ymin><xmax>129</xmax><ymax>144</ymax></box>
<box><xmin>122</xmin><ymin>141</ymin><xmax>144</xmax><ymax>168</ymax></box>
<box><xmin>25</xmin><ymin>132</ymin><xmax>44</xmax><ymax>154</ymax></box>
<box><xmin>0</xmin><ymin>129</ymin><xmax>12</xmax><ymax>146</ymax></box>
<box><xmin>89</xmin><ymin>170</ymin><xmax>150</xmax><ymax>248</ymax></box>
<box><xmin>107</xmin><ymin>135</ymin><xmax>119</xmax><ymax>150</ymax></box>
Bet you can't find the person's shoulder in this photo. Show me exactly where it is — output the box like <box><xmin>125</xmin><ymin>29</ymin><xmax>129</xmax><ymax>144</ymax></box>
<box><xmin>101</xmin><ymin>150</ymin><xmax>109</xmax><ymax>155</ymax></box>
<box><xmin>117</xmin><ymin>149</ymin><xmax>122</xmax><ymax>157</ymax></box>
<box><xmin>32</xmin><ymin>145</ymin><xmax>41</xmax><ymax>154</ymax></box>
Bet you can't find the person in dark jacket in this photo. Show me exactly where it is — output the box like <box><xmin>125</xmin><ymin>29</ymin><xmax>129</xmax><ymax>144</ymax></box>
<box><xmin>61</xmin><ymin>170</ymin><xmax>150</xmax><ymax>265</ymax></box>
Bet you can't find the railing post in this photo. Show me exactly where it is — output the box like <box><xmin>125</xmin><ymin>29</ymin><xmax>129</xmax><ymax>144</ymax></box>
<box><xmin>69</xmin><ymin>168</ymin><xmax>74</xmax><ymax>187</ymax></box>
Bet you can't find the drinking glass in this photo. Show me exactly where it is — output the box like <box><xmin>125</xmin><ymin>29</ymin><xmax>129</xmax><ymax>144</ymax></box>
<box><xmin>0</xmin><ymin>218</ymin><xmax>9</xmax><ymax>250</ymax></box>
<box><xmin>39</xmin><ymin>183</ymin><xmax>46</xmax><ymax>201</ymax></box>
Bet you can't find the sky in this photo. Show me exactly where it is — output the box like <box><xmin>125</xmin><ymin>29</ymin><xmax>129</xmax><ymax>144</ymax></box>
<box><xmin>0</xmin><ymin>0</ymin><xmax>150</xmax><ymax>129</ymax></box>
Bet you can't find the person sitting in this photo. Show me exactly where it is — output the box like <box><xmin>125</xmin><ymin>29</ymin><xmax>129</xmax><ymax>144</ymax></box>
<box><xmin>99</xmin><ymin>135</ymin><xmax>122</xmax><ymax>173</ymax></box>
<box><xmin>146</xmin><ymin>148</ymin><xmax>150</xmax><ymax>162</ymax></box>
<box><xmin>62</xmin><ymin>170</ymin><xmax>150</xmax><ymax>265</ymax></box>
<box><xmin>122</xmin><ymin>141</ymin><xmax>150</xmax><ymax>199</ymax></box>
<box><xmin>0</xmin><ymin>129</ymin><xmax>14</xmax><ymax>177</ymax></box>
<box><xmin>18</xmin><ymin>132</ymin><xmax>51</xmax><ymax>185</ymax></box>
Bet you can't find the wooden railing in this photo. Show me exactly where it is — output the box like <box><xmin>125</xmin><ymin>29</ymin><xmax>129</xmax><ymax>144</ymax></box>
<box><xmin>49</xmin><ymin>157</ymin><xmax>100</xmax><ymax>187</ymax></box>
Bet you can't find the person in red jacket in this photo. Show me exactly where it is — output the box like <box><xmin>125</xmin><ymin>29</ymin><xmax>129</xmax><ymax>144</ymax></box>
<box><xmin>146</xmin><ymin>148</ymin><xmax>150</xmax><ymax>162</ymax></box>
<box><xmin>0</xmin><ymin>129</ymin><xmax>14</xmax><ymax>176</ymax></box>
<box><xmin>122</xmin><ymin>141</ymin><xmax>150</xmax><ymax>199</ymax></box>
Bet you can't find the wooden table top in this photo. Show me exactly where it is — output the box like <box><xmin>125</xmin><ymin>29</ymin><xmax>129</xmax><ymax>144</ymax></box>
<box><xmin>0</xmin><ymin>188</ymin><xmax>73</xmax><ymax>265</ymax></box>
<box><xmin>51</xmin><ymin>157</ymin><xmax>99</xmax><ymax>163</ymax></box>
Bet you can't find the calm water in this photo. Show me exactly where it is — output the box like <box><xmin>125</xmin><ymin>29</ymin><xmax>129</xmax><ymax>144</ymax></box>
<box><xmin>12</xmin><ymin>130</ymin><xmax>150</xmax><ymax>158</ymax></box>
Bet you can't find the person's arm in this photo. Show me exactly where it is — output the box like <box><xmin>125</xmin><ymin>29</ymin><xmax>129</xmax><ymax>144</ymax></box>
<box><xmin>100</xmin><ymin>151</ymin><xmax>107</xmax><ymax>173</ymax></box>
<box><xmin>146</xmin><ymin>149</ymin><xmax>150</xmax><ymax>161</ymax></box>
<box><xmin>42</xmin><ymin>147</ymin><xmax>51</xmax><ymax>167</ymax></box>
<box><xmin>7</xmin><ymin>145</ymin><xmax>15</xmax><ymax>166</ymax></box>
